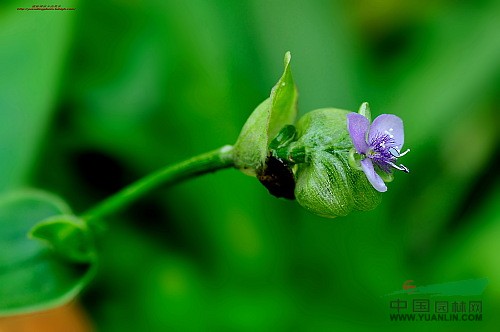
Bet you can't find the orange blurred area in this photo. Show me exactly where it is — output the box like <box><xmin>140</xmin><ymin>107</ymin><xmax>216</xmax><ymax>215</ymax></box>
<box><xmin>0</xmin><ymin>302</ymin><xmax>92</xmax><ymax>332</ymax></box>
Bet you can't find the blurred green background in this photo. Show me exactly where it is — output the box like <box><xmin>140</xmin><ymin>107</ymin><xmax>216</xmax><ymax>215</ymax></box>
<box><xmin>1</xmin><ymin>0</ymin><xmax>499</xmax><ymax>330</ymax></box>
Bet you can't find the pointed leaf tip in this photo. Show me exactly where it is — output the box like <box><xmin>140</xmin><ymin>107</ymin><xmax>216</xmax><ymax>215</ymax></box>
<box><xmin>284</xmin><ymin>51</ymin><xmax>291</xmax><ymax>66</ymax></box>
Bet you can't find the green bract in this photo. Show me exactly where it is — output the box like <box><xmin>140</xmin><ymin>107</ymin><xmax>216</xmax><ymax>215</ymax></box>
<box><xmin>294</xmin><ymin>108</ymin><xmax>381</xmax><ymax>217</ymax></box>
<box><xmin>233</xmin><ymin>51</ymin><xmax>298</xmax><ymax>175</ymax></box>
<box><xmin>29</xmin><ymin>214</ymin><xmax>97</xmax><ymax>263</ymax></box>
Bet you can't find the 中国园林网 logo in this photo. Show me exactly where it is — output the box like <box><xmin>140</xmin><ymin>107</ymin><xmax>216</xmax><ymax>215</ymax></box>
<box><xmin>386</xmin><ymin>278</ymin><xmax>487</xmax><ymax>322</ymax></box>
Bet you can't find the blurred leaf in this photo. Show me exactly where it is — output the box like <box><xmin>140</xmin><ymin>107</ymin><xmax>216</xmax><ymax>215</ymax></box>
<box><xmin>0</xmin><ymin>190</ymin><xmax>95</xmax><ymax>316</ymax></box>
<box><xmin>233</xmin><ymin>52</ymin><xmax>297</xmax><ymax>175</ymax></box>
<box><xmin>0</xmin><ymin>2</ymin><xmax>74</xmax><ymax>192</ymax></box>
<box><xmin>29</xmin><ymin>215</ymin><xmax>97</xmax><ymax>263</ymax></box>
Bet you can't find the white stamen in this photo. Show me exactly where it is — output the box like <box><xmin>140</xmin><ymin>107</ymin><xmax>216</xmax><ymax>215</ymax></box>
<box><xmin>388</xmin><ymin>161</ymin><xmax>409</xmax><ymax>173</ymax></box>
<box><xmin>398</xmin><ymin>148</ymin><xmax>410</xmax><ymax>157</ymax></box>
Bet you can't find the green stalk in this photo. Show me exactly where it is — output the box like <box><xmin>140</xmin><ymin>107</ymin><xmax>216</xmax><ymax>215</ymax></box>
<box><xmin>81</xmin><ymin>145</ymin><xmax>234</xmax><ymax>223</ymax></box>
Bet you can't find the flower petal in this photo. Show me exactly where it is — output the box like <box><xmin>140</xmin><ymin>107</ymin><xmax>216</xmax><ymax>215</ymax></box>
<box><xmin>347</xmin><ymin>113</ymin><xmax>369</xmax><ymax>154</ymax></box>
<box><xmin>369</xmin><ymin>114</ymin><xmax>404</xmax><ymax>150</ymax></box>
<box><xmin>361</xmin><ymin>159</ymin><xmax>387</xmax><ymax>192</ymax></box>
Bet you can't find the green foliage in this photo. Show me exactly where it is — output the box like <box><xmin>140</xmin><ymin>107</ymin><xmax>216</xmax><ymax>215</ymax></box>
<box><xmin>0</xmin><ymin>2</ymin><xmax>73</xmax><ymax>192</ymax></box>
<box><xmin>2</xmin><ymin>0</ymin><xmax>500</xmax><ymax>330</ymax></box>
<box><xmin>0</xmin><ymin>190</ymin><xmax>95</xmax><ymax>316</ymax></box>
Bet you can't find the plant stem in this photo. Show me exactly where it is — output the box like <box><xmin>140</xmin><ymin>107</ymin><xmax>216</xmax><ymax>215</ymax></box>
<box><xmin>81</xmin><ymin>145</ymin><xmax>234</xmax><ymax>223</ymax></box>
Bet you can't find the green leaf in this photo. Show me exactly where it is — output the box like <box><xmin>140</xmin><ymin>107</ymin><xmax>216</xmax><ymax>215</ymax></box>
<box><xmin>233</xmin><ymin>52</ymin><xmax>298</xmax><ymax>175</ymax></box>
<box><xmin>0</xmin><ymin>190</ymin><xmax>96</xmax><ymax>317</ymax></box>
<box><xmin>0</xmin><ymin>5</ymin><xmax>74</xmax><ymax>192</ymax></box>
<box><xmin>29</xmin><ymin>215</ymin><xmax>97</xmax><ymax>264</ymax></box>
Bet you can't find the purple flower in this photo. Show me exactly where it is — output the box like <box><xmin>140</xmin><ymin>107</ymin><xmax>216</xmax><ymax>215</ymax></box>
<box><xmin>347</xmin><ymin>112</ymin><xmax>409</xmax><ymax>192</ymax></box>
